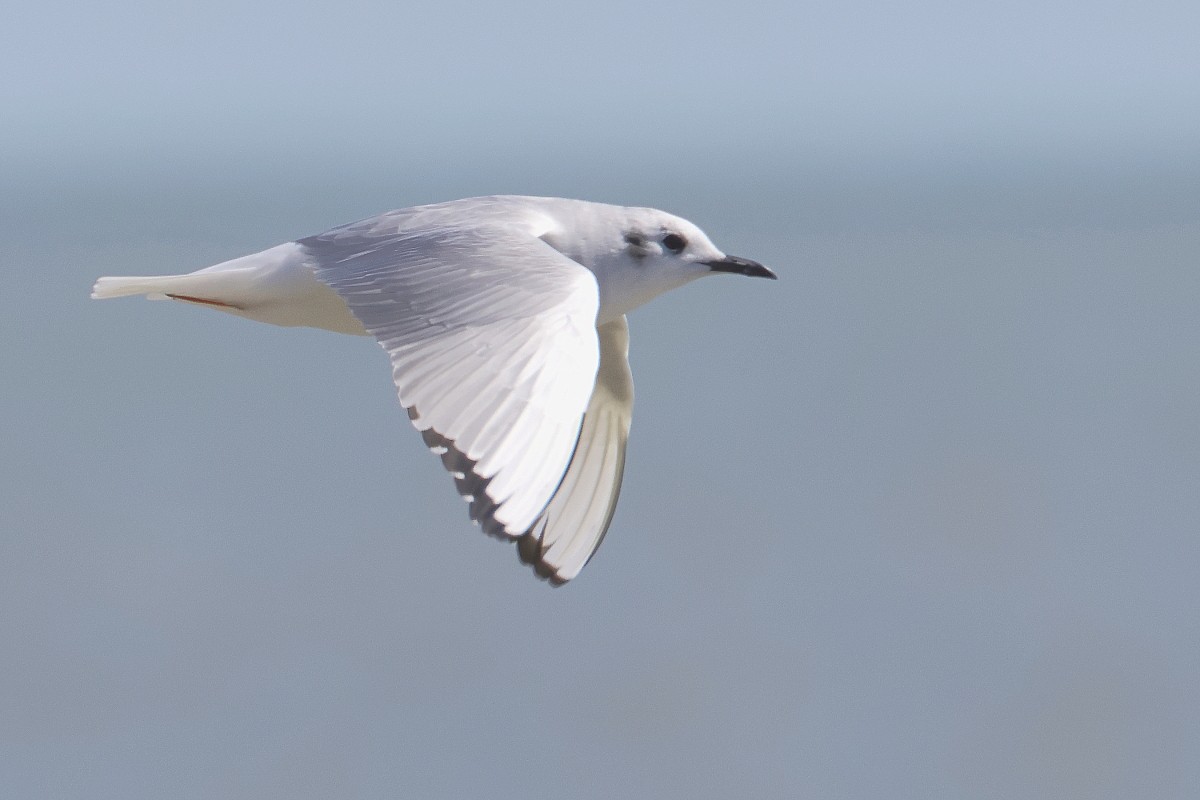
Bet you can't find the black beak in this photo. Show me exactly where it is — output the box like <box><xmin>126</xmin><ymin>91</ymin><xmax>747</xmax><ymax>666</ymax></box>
<box><xmin>703</xmin><ymin>254</ymin><xmax>777</xmax><ymax>280</ymax></box>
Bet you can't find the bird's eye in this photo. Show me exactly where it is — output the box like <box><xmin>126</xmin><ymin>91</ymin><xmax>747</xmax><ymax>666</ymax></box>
<box><xmin>662</xmin><ymin>233</ymin><xmax>687</xmax><ymax>253</ymax></box>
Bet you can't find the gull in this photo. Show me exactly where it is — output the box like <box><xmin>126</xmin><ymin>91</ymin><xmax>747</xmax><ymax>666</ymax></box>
<box><xmin>92</xmin><ymin>195</ymin><xmax>775</xmax><ymax>584</ymax></box>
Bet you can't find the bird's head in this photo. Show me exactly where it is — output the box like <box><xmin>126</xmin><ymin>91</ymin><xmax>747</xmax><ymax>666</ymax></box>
<box><xmin>543</xmin><ymin>203</ymin><xmax>776</xmax><ymax>323</ymax></box>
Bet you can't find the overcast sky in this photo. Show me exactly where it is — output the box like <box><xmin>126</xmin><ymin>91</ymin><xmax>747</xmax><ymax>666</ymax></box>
<box><xmin>4</xmin><ymin>0</ymin><xmax>1198</xmax><ymax>172</ymax></box>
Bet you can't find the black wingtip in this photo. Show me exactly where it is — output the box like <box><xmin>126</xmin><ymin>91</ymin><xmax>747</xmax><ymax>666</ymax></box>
<box><xmin>517</xmin><ymin>532</ymin><xmax>569</xmax><ymax>587</ymax></box>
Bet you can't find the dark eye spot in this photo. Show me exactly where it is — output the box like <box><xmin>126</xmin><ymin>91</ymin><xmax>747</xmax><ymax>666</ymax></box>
<box><xmin>624</xmin><ymin>232</ymin><xmax>647</xmax><ymax>247</ymax></box>
<box><xmin>662</xmin><ymin>233</ymin><xmax>687</xmax><ymax>253</ymax></box>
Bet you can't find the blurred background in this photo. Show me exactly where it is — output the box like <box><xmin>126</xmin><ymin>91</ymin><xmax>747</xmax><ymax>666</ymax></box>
<box><xmin>2</xmin><ymin>1</ymin><xmax>1198</xmax><ymax>797</ymax></box>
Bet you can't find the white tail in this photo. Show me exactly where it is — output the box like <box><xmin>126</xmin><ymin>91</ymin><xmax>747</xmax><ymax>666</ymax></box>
<box><xmin>91</xmin><ymin>275</ymin><xmax>190</xmax><ymax>300</ymax></box>
<box><xmin>89</xmin><ymin>243</ymin><xmax>368</xmax><ymax>334</ymax></box>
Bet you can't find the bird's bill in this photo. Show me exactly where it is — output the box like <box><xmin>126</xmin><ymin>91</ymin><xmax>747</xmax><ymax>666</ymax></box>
<box><xmin>704</xmin><ymin>255</ymin><xmax>777</xmax><ymax>279</ymax></box>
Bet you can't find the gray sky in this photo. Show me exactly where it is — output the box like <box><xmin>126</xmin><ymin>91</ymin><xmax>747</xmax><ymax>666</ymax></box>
<box><xmin>4</xmin><ymin>0</ymin><xmax>1199</xmax><ymax>172</ymax></box>
<box><xmin>3</xmin><ymin>1</ymin><xmax>1199</xmax><ymax>798</ymax></box>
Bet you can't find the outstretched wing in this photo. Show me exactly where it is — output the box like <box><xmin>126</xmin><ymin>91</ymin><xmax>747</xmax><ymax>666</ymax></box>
<box><xmin>300</xmin><ymin>220</ymin><xmax>601</xmax><ymax>542</ymax></box>
<box><xmin>518</xmin><ymin>316</ymin><xmax>634</xmax><ymax>584</ymax></box>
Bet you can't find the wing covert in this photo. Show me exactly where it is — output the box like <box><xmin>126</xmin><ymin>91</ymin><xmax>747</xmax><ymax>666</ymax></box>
<box><xmin>301</xmin><ymin>222</ymin><xmax>601</xmax><ymax>539</ymax></box>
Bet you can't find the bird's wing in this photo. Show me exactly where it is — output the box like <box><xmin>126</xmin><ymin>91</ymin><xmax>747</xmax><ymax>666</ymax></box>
<box><xmin>518</xmin><ymin>316</ymin><xmax>634</xmax><ymax>584</ymax></box>
<box><xmin>300</xmin><ymin>220</ymin><xmax>601</xmax><ymax>542</ymax></box>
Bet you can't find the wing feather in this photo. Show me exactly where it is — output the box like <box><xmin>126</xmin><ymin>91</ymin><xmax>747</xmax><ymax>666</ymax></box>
<box><xmin>517</xmin><ymin>317</ymin><xmax>634</xmax><ymax>584</ymax></box>
<box><xmin>302</xmin><ymin>221</ymin><xmax>601</xmax><ymax>539</ymax></box>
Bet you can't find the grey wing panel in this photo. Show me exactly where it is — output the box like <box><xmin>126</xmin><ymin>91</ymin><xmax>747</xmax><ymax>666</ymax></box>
<box><xmin>518</xmin><ymin>316</ymin><xmax>634</xmax><ymax>584</ymax></box>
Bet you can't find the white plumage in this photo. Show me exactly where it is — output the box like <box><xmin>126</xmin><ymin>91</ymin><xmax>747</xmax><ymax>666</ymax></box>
<box><xmin>92</xmin><ymin>195</ymin><xmax>775</xmax><ymax>584</ymax></box>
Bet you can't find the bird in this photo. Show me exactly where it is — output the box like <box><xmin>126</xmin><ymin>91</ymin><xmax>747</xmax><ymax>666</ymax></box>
<box><xmin>92</xmin><ymin>195</ymin><xmax>776</xmax><ymax>584</ymax></box>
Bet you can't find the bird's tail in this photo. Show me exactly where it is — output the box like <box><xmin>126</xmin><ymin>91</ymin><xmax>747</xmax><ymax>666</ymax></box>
<box><xmin>91</xmin><ymin>274</ymin><xmax>190</xmax><ymax>301</ymax></box>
